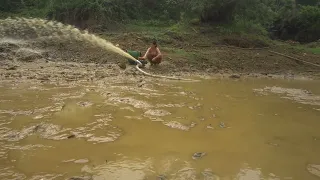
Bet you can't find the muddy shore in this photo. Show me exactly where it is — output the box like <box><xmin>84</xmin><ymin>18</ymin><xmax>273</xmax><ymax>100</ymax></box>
<box><xmin>0</xmin><ymin>35</ymin><xmax>319</xmax><ymax>84</ymax></box>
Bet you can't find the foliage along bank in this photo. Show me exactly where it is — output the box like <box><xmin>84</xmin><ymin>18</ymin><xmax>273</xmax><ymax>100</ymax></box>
<box><xmin>0</xmin><ymin>0</ymin><xmax>319</xmax><ymax>43</ymax></box>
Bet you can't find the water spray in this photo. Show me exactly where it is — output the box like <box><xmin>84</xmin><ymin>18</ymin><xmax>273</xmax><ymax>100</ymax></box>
<box><xmin>0</xmin><ymin>17</ymin><xmax>198</xmax><ymax>82</ymax></box>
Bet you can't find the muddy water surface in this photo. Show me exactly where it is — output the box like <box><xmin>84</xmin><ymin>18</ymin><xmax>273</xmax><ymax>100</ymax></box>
<box><xmin>0</xmin><ymin>78</ymin><xmax>320</xmax><ymax>180</ymax></box>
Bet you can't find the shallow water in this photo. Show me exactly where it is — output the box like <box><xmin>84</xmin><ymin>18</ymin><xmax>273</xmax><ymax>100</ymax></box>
<box><xmin>0</xmin><ymin>77</ymin><xmax>320</xmax><ymax>180</ymax></box>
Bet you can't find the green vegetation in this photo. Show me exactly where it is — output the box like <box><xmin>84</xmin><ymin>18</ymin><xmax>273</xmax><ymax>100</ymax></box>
<box><xmin>306</xmin><ymin>48</ymin><xmax>320</xmax><ymax>54</ymax></box>
<box><xmin>0</xmin><ymin>0</ymin><xmax>319</xmax><ymax>43</ymax></box>
<box><xmin>291</xmin><ymin>45</ymin><xmax>320</xmax><ymax>54</ymax></box>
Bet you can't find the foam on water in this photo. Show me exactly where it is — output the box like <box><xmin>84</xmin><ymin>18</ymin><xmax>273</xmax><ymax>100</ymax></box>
<box><xmin>254</xmin><ymin>86</ymin><xmax>320</xmax><ymax>106</ymax></box>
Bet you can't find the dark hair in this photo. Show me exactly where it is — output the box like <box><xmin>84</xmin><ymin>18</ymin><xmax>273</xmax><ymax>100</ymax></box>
<box><xmin>152</xmin><ymin>41</ymin><xmax>157</xmax><ymax>47</ymax></box>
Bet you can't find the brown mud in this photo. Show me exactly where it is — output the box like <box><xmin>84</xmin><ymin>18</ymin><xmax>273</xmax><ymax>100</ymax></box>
<box><xmin>0</xmin><ymin>30</ymin><xmax>320</xmax><ymax>85</ymax></box>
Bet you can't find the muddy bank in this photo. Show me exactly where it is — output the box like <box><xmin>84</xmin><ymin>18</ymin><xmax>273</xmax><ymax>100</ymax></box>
<box><xmin>108</xmin><ymin>32</ymin><xmax>320</xmax><ymax>79</ymax></box>
<box><xmin>0</xmin><ymin>35</ymin><xmax>319</xmax><ymax>84</ymax></box>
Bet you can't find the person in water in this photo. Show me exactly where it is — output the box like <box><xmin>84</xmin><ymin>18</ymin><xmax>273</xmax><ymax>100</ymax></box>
<box><xmin>138</xmin><ymin>41</ymin><xmax>162</xmax><ymax>65</ymax></box>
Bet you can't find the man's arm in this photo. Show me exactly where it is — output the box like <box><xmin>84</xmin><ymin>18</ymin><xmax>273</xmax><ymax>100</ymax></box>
<box><xmin>139</xmin><ymin>48</ymin><xmax>150</xmax><ymax>60</ymax></box>
<box><xmin>154</xmin><ymin>48</ymin><xmax>162</xmax><ymax>58</ymax></box>
<box><xmin>142</xmin><ymin>48</ymin><xmax>151</xmax><ymax>58</ymax></box>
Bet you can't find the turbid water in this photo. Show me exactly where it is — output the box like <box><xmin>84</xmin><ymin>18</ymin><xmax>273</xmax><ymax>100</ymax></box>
<box><xmin>0</xmin><ymin>77</ymin><xmax>319</xmax><ymax>180</ymax></box>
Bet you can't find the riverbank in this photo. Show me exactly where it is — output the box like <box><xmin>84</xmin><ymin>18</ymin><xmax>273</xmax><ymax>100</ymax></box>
<box><xmin>0</xmin><ymin>29</ymin><xmax>319</xmax><ymax>84</ymax></box>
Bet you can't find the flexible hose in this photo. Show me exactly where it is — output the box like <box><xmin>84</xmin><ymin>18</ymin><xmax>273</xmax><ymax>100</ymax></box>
<box><xmin>130</xmin><ymin>57</ymin><xmax>199</xmax><ymax>82</ymax></box>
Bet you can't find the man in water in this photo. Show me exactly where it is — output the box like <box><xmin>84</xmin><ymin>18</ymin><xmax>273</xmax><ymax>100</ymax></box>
<box><xmin>138</xmin><ymin>41</ymin><xmax>162</xmax><ymax>65</ymax></box>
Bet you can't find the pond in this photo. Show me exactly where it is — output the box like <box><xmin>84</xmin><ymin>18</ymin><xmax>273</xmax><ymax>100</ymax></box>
<box><xmin>0</xmin><ymin>77</ymin><xmax>319</xmax><ymax>180</ymax></box>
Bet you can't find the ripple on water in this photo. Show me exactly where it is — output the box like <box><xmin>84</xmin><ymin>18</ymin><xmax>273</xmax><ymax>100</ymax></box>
<box><xmin>235</xmin><ymin>164</ymin><xmax>282</xmax><ymax>180</ymax></box>
<box><xmin>0</xmin><ymin>167</ymin><xmax>26</xmax><ymax>179</ymax></box>
<box><xmin>77</xmin><ymin>101</ymin><xmax>93</xmax><ymax>107</ymax></box>
<box><xmin>0</xmin><ymin>123</ymin><xmax>72</xmax><ymax>141</ymax></box>
<box><xmin>74</xmin><ymin>159</ymin><xmax>90</xmax><ymax>164</ymax></box>
<box><xmin>156</xmin><ymin>103</ymin><xmax>185</xmax><ymax>108</ymax></box>
<box><xmin>4</xmin><ymin>144</ymin><xmax>52</xmax><ymax>151</ymax></box>
<box><xmin>87</xmin><ymin>135</ymin><xmax>119</xmax><ymax>143</ymax></box>
<box><xmin>81</xmin><ymin>156</ymin><xmax>202</xmax><ymax>180</ymax></box>
<box><xmin>2</xmin><ymin>125</ymin><xmax>37</xmax><ymax>142</ymax></box>
<box><xmin>253</xmin><ymin>86</ymin><xmax>320</xmax><ymax>106</ymax></box>
<box><xmin>307</xmin><ymin>164</ymin><xmax>320</xmax><ymax>177</ymax></box>
<box><xmin>50</xmin><ymin>91</ymin><xmax>86</xmax><ymax>101</ymax></box>
<box><xmin>0</xmin><ymin>109</ymin><xmax>33</xmax><ymax>116</ymax></box>
<box><xmin>144</xmin><ymin>109</ymin><xmax>171</xmax><ymax>117</ymax></box>
<box><xmin>163</xmin><ymin>121</ymin><xmax>190</xmax><ymax>131</ymax></box>
<box><xmin>69</xmin><ymin>115</ymin><xmax>122</xmax><ymax>144</ymax></box>
<box><xmin>84</xmin><ymin>158</ymin><xmax>153</xmax><ymax>180</ymax></box>
<box><xmin>28</xmin><ymin>173</ymin><xmax>64</xmax><ymax>180</ymax></box>
<box><xmin>32</xmin><ymin>114</ymin><xmax>44</xmax><ymax>120</ymax></box>
<box><xmin>107</xmin><ymin>97</ymin><xmax>152</xmax><ymax>109</ymax></box>
<box><xmin>175</xmin><ymin>167</ymin><xmax>197</xmax><ymax>180</ymax></box>
<box><xmin>120</xmin><ymin>106</ymin><xmax>135</xmax><ymax>112</ymax></box>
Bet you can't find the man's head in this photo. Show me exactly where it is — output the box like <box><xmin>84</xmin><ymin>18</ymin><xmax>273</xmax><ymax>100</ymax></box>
<box><xmin>151</xmin><ymin>40</ymin><xmax>157</xmax><ymax>48</ymax></box>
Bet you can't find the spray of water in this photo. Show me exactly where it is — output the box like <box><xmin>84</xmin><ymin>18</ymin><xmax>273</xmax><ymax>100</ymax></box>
<box><xmin>0</xmin><ymin>17</ymin><xmax>137</xmax><ymax>60</ymax></box>
<box><xmin>0</xmin><ymin>17</ymin><xmax>196</xmax><ymax>81</ymax></box>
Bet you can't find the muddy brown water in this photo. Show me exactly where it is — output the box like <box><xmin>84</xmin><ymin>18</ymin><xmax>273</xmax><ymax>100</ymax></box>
<box><xmin>0</xmin><ymin>77</ymin><xmax>320</xmax><ymax>180</ymax></box>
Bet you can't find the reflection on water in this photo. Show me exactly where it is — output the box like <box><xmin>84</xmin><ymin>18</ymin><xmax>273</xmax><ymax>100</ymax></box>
<box><xmin>0</xmin><ymin>78</ymin><xmax>320</xmax><ymax>180</ymax></box>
